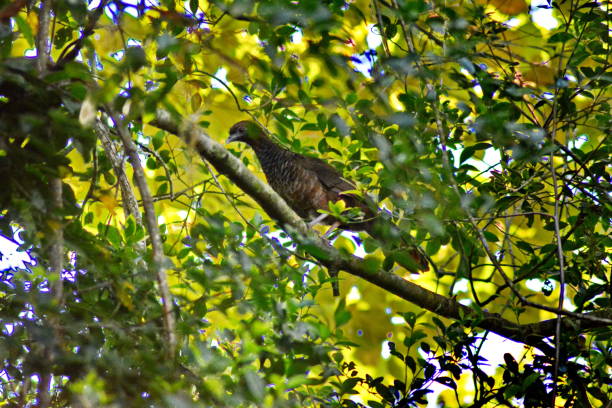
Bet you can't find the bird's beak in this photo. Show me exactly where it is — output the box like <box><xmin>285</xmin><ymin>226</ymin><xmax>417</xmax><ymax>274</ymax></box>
<box><xmin>225</xmin><ymin>129</ymin><xmax>242</xmax><ymax>143</ymax></box>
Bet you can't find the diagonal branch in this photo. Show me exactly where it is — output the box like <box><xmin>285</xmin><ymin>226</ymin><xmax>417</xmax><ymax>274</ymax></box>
<box><xmin>108</xmin><ymin>110</ymin><xmax>177</xmax><ymax>357</ymax></box>
<box><xmin>95</xmin><ymin>122</ymin><xmax>142</xmax><ymax>222</ymax></box>
<box><xmin>151</xmin><ymin>110</ymin><xmax>611</xmax><ymax>357</ymax></box>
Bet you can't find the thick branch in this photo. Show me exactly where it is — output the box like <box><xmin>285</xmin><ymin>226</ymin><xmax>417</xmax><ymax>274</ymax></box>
<box><xmin>525</xmin><ymin>308</ymin><xmax>612</xmax><ymax>337</ymax></box>
<box><xmin>151</xmin><ymin>110</ymin><xmax>611</xmax><ymax>356</ymax></box>
<box><xmin>35</xmin><ymin>0</ymin><xmax>52</xmax><ymax>73</ymax></box>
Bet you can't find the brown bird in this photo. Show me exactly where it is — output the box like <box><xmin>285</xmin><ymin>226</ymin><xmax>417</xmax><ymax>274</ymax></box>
<box><xmin>227</xmin><ymin>120</ymin><xmax>428</xmax><ymax>295</ymax></box>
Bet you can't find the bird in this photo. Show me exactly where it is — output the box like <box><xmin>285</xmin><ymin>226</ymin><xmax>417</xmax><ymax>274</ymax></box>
<box><xmin>227</xmin><ymin>120</ymin><xmax>429</xmax><ymax>295</ymax></box>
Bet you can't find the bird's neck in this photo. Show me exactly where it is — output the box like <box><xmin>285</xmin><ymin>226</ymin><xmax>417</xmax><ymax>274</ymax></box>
<box><xmin>249</xmin><ymin>136</ymin><xmax>293</xmax><ymax>173</ymax></box>
<box><xmin>246</xmin><ymin>131</ymin><xmax>275</xmax><ymax>151</ymax></box>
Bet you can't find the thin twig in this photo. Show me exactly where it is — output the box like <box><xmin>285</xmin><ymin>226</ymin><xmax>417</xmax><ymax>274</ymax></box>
<box><xmin>54</xmin><ymin>0</ymin><xmax>109</xmax><ymax>68</ymax></box>
<box><xmin>136</xmin><ymin>141</ymin><xmax>175</xmax><ymax>200</ymax></box>
<box><xmin>79</xmin><ymin>147</ymin><xmax>99</xmax><ymax>214</ymax></box>
<box><xmin>372</xmin><ymin>0</ymin><xmax>391</xmax><ymax>57</ymax></box>
<box><xmin>49</xmin><ymin>177</ymin><xmax>64</xmax><ymax>303</ymax></box>
<box><xmin>456</xmin><ymin>212</ymin><xmax>554</xmax><ymax>222</ymax></box>
<box><xmin>548</xmin><ymin>2</ymin><xmax>574</xmax><ymax>398</ymax></box>
<box><xmin>96</xmin><ymin>122</ymin><xmax>142</xmax><ymax>222</ymax></box>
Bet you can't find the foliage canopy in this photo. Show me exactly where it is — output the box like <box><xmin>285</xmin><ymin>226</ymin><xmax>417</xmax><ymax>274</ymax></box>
<box><xmin>0</xmin><ymin>0</ymin><xmax>610</xmax><ymax>406</ymax></box>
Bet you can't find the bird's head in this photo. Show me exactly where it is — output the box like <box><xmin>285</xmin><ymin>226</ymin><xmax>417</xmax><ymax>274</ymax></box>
<box><xmin>227</xmin><ymin>120</ymin><xmax>266</xmax><ymax>145</ymax></box>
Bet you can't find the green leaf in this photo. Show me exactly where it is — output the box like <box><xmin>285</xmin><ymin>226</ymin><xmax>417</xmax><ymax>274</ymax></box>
<box><xmin>286</xmin><ymin>374</ymin><xmax>313</xmax><ymax>389</ymax></box>
<box><xmin>156</xmin><ymin>182</ymin><xmax>168</xmax><ymax>195</ymax></box>
<box><xmin>548</xmin><ymin>32</ymin><xmax>575</xmax><ymax>43</ymax></box>
<box><xmin>404</xmin><ymin>330</ymin><xmax>427</xmax><ymax>347</ymax></box>
<box><xmin>244</xmin><ymin>370</ymin><xmax>265</xmax><ymax>400</ymax></box>
<box><xmin>334</xmin><ymin>299</ymin><xmax>351</xmax><ymax>327</ymax></box>
<box><xmin>14</xmin><ymin>16</ymin><xmax>34</xmax><ymax>47</ymax></box>
<box><xmin>124</xmin><ymin>216</ymin><xmax>136</xmax><ymax>238</ymax></box>
<box><xmin>403</xmin><ymin>312</ymin><xmax>417</xmax><ymax>328</ymax></box>
<box><xmin>317</xmin><ymin>113</ymin><xmax>327</xmax><ymax>131</ymax></box>
<box><xmin>514</xmin><ymin>240</ymin><xmax>534</xmax><ymax>254</ymax></box>
<box><xmin>124</xmin><ymin>46</ymin><xmax>147</xmax><ymax>71</ymax></box>
<box><xmin>106</xmin><ymin>225</ymin><xmax>122</xmax><ymax>246</ymax></box>
<box><xmin>435</xmin><ymin>376</ymin><xmax>457</xmax><ymax>390</ymax></box>
<box><xmin>146</xmin><ymin>157</ymin><xmax>157</xmax><ymax>169</ymax></box>
<box><xmin>483</xmin><ymin>231</ymin><xmax>499</xmax><ymax>242</ymax></box>
<box><xmin>345</xmin><ymin>93</ymin><xmax>357</xmax><ymax>104</ymax></box>
<box><xmin>459</xmin><ymin>143</ymin><xmax>492</xmax><ymax>163</ymax></box>
<box><xmin>401</xmin><ymin>356</ymin><xmax>415</xmax><ymax>373</ymax></box>
<box><xmin>495</xmin><ymin>196</ymin><xmax>519</xmax><ymax>211</ymax></box>
<box><xmin>341</xmin><ymin>377</ymin><xmax>360</xmax><ymax>393</ymax></box>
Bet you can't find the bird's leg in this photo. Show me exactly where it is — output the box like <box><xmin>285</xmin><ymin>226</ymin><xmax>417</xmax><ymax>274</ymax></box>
<box><xmin>308</xmin><ymin>212</ymin><xmax>329</xmax><ymax>228</ymax></box>
<box><xmin>323</xmin><ymin>221</ymin><xmax>341</xmax><ymax>239</ymax></box>
<box><xmin>309</xmin><ymin>219</ymin><xmax>341</xmax><ymax>296</ymax></box>
<box><xmin>328</xmin><ymin>266</ymin><xmax>340</xmax><ymax>297</ymax></box>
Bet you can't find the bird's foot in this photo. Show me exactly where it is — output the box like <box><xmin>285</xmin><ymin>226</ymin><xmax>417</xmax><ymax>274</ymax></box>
<box><xmin>323</xmin><ymin>221</ymin><xmax>341</xmax><ymax>238</ymax></box>
<box><xmin>308</xmin><ymin>213</ymin><xmax>329</xmax><ymax>228</ymax></box>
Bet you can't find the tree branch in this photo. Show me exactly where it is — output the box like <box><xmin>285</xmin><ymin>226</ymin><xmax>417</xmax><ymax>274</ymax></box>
<box><xmin>54</xmin><ymin>0</ymin><xmax>109</xmax><ymax>69</ymax></box>
<box><xmin>151</xmin><ymin>110</ymin><xmax>611</xmax><ymax>357</ymax></box>
<box><xmin>108</xmin><ymin>111</ymin><xmax>177</xmax><ymax>357</ymax></box>
<box><xmin>35</xmin><ymin>0</ymin><xmax>52</xmax><ymax>73</ymax></box>
<box><xmin>95</xmin><ymin>122</ymin><xmax>142</xmax><ymax>223</ymax></box>
<box><xmin>524</xmin><ymin>308</ymin><xmax>612</xmax><ymax>337</ymax></box>
<box><xmin>36</xmin><ymin>3</ymin><xmax>59</xmax><ymax>405</ymax></box>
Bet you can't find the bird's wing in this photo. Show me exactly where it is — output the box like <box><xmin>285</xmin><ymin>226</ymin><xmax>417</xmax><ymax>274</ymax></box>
<box><xmin>296</xmin><ymin>154</ymin><xmax>355</xmax><ymax>194</ymax></box>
